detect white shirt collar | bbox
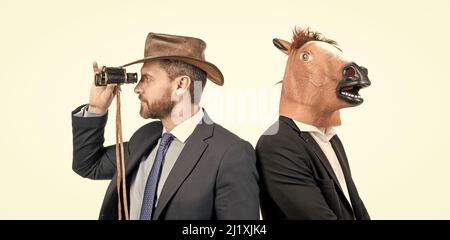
[292,119,336,142]
[162,108,204,143]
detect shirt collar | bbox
[162,108,204,143]
[292,119,336,142]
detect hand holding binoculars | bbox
[92,65,133,219]
[94,66,138,86]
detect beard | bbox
[139,89,175,119]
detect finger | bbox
[93,61,100,73]
[107,84,118,95]
[92,61,106,87]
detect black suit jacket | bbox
[71,105,260,220]
[255,116,370,220]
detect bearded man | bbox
[71,33,259,220]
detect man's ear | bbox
[175,75,191,95]
[273,38,291,55]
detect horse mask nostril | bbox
[342,63,370,82]
[344,66,356,78]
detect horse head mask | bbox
[274,27,371,128]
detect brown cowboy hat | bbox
[121,32,224,86]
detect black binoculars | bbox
[94,66,138,86]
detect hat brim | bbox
[121,56,224,86]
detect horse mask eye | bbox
[300,52,311,61]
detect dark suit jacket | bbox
[71,105,259,220]
[255,116,370,220]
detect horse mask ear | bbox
[273,38,291,55]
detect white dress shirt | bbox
[292,120,352,206]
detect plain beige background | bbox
[1,0,449,219]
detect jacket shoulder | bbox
[256,118,311,164]
[211,122,251,147]
[256,118,301,149]
[129,120,163,144]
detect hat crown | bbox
[122,32,224,86]
[144,33,206,60]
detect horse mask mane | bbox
[274,27,371,128]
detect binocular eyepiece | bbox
[95,66,138,86]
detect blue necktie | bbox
[140,133,174,220]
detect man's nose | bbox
[134,82,142,94]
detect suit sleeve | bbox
[71,104,129,180]
[256,137,338,220]
[214,140,260,220]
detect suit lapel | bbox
[330,135,363,219]
[280,116,353,211]
[280,116,355,218]
[125,124,163,178]
[104,121,163,218]
[152,113,214,219]
[299,132,345,195]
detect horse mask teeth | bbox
[336,62,371,105]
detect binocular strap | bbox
[114,87,130,220]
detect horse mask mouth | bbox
[337,62,371,105]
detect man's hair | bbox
[159,59,207,104]
[291,27,340,51]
